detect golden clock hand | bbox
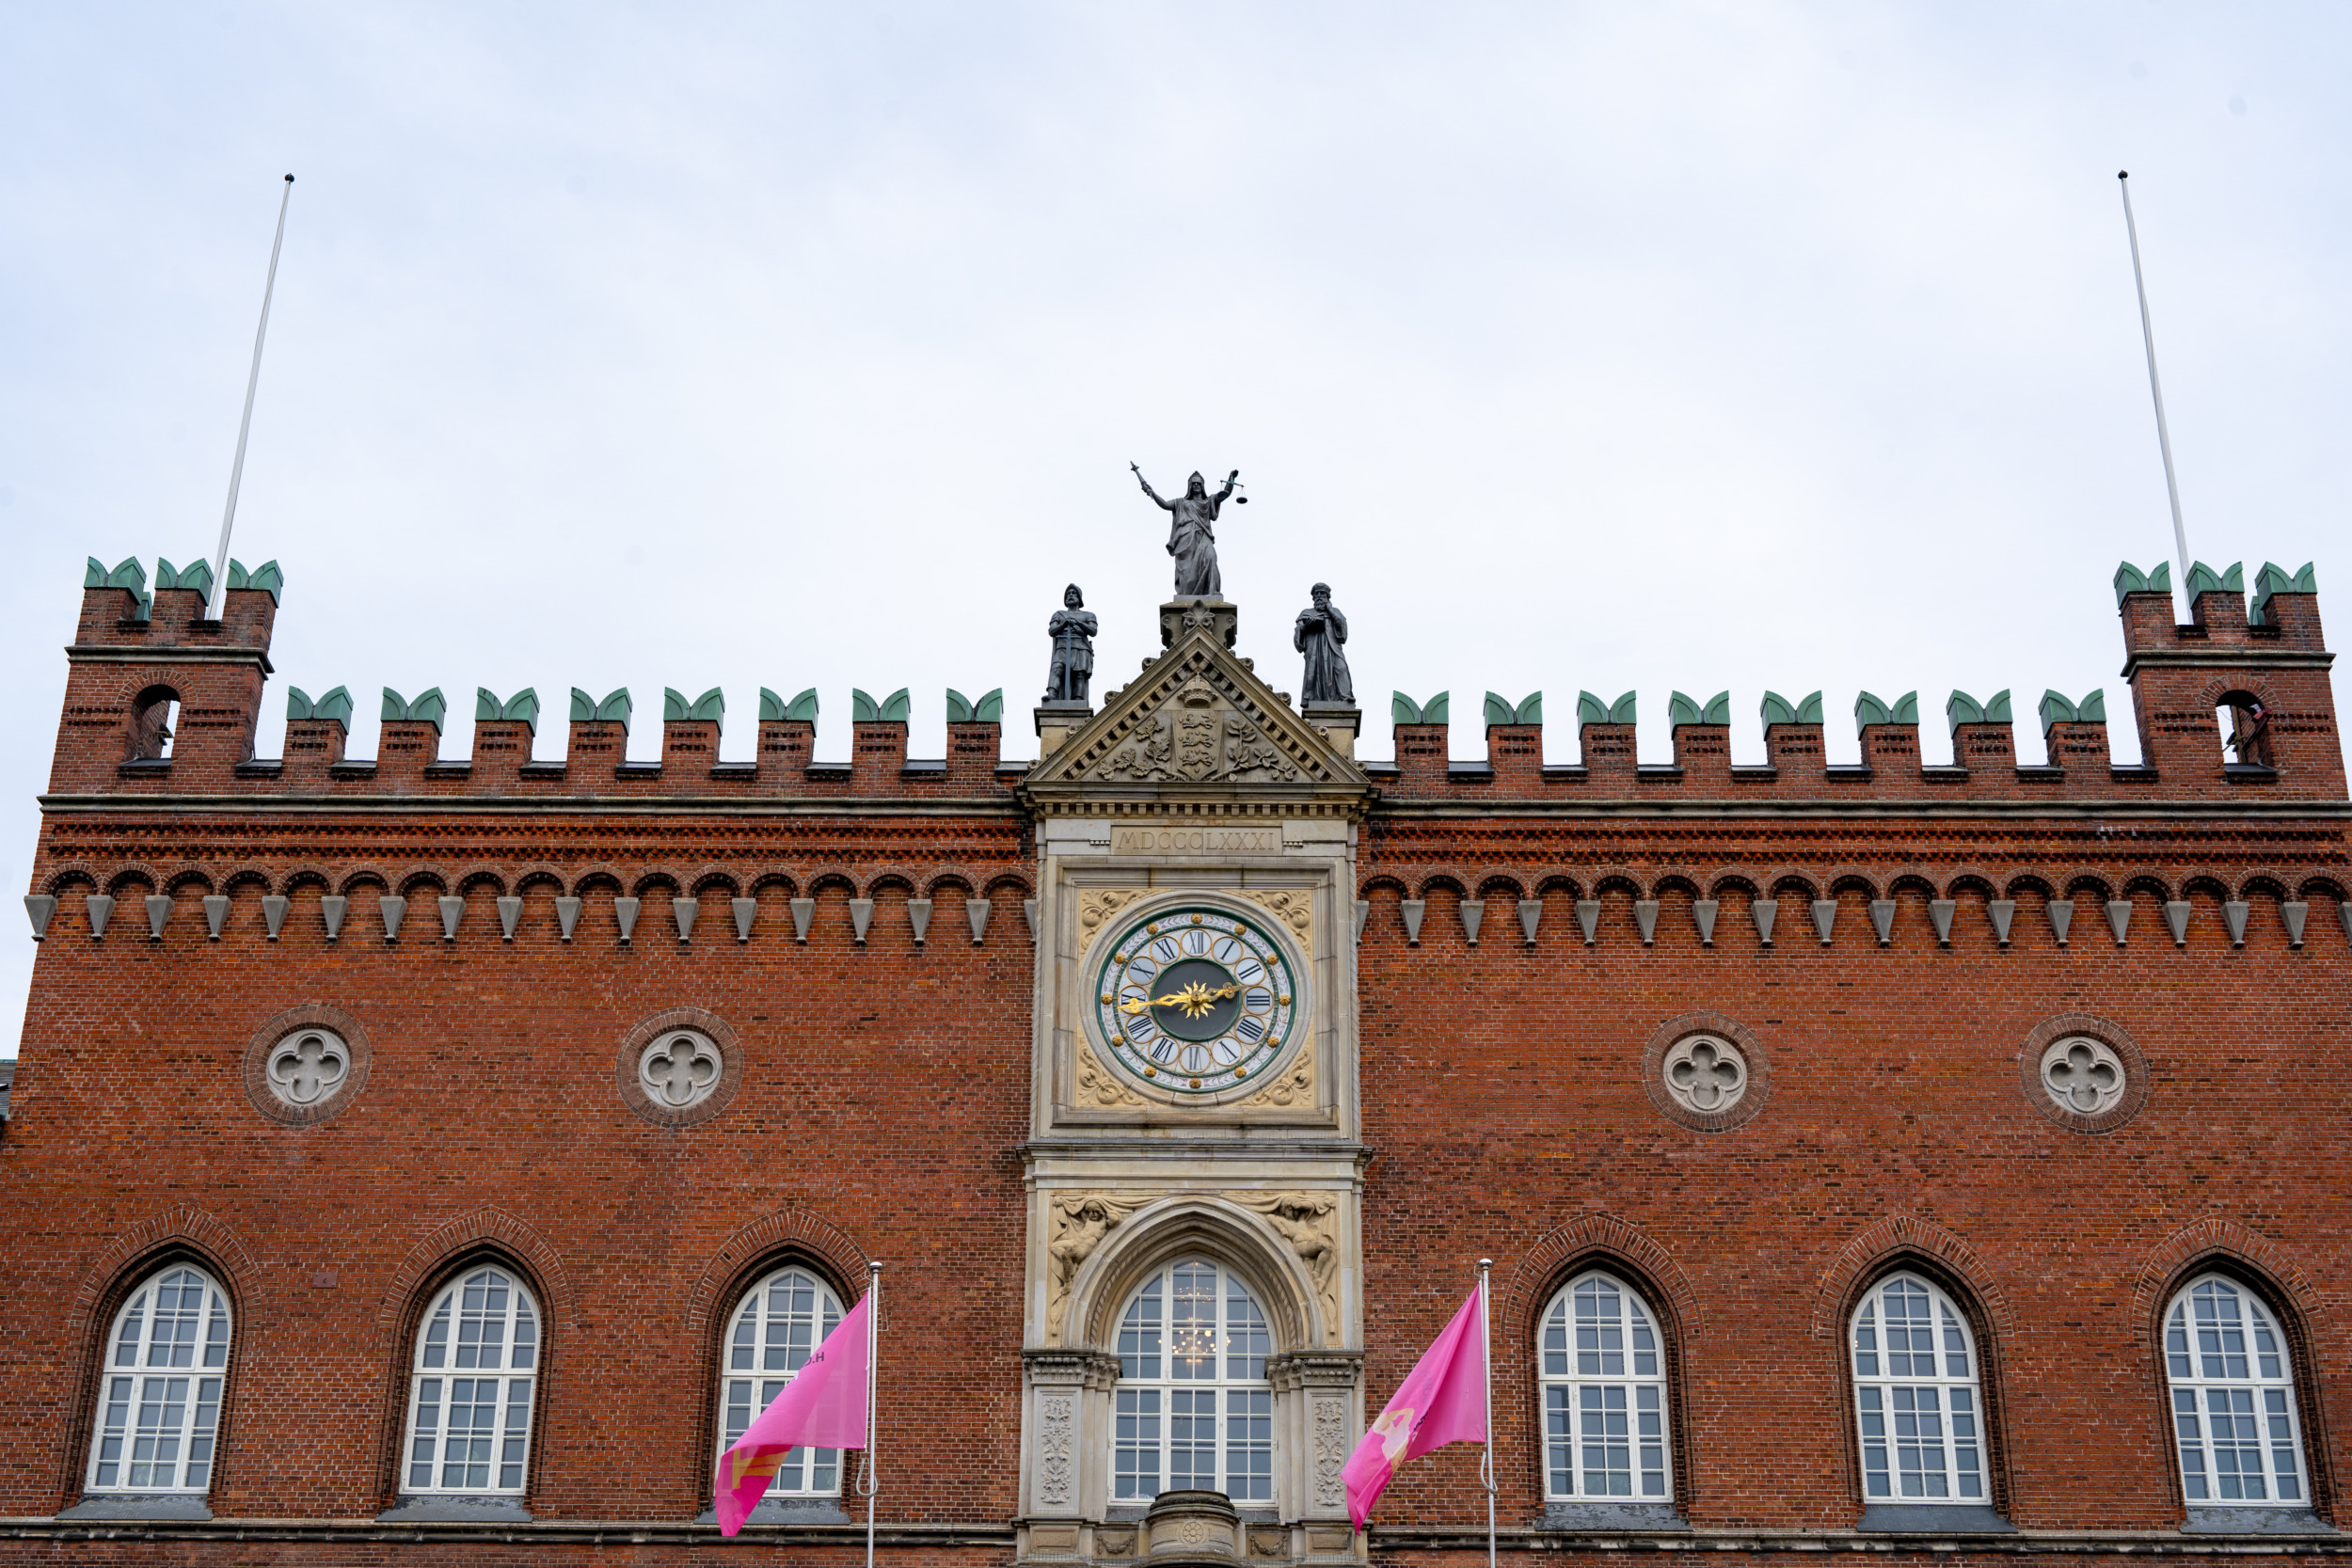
[1119,981,1242,1017]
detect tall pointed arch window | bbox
[401,1266,540,1495]
[2164,1275,2311,1506]
[717,1266,847,1497]
[1111,1259,1274,1504]
[1850,1273,1987,1505]
[86,1265,232,1494]
[1538,1271,1672,1500]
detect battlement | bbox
[37,554,2345,809]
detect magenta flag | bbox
[715,1290,872,1537]
[1341,1287,1487,1530]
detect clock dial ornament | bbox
[1091,906,1301,1094]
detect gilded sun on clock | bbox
[1089,905,1302,1094]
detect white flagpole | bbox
[205,173,294,622]
[863,1260,882,1568]
[1478,1258,1495,1568]
[2118,170,2192,586]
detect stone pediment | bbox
[1025,627,1370,799]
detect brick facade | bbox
[0,559,2345,1564]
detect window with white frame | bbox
[1539,1271,1671,1501]
[2164,1275,2310,1506]
[402,1266,540,1495]
[1111,1259,1274,1505]
[86,1265,231,1494]
[716,1266,846,1496]
[1850,1273,1988,1506]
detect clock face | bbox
[1091,905,1300,1094]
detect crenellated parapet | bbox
[1355,559,2340,805]
[36,553,2344,808]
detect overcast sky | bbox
[3,2,2345,1054]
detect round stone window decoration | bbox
[2018,1013,2148,1133]
[243,1003,372,1126]
[614,1006,743,1129]
[1641,1009,1770,1132]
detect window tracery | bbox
[86,1266,230,1495]
[402,1266,539,1495]
[1539,1271,1671,1501]
[717,1266,846,1497]
[2164,1275,2310,1506]
[1111,1259,1274,1505]
[1850,1273,1987,1505]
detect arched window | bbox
[717,1266,846,1496]
[402,1266,539,1496]
[86,1265,231,1494]
[1538,1271,1671,1500]
[1850,1273,1986,1505]
[2164,1275,2310,1505]
[1111,1259,1274,1505]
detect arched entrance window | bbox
[1850,1273,1987,1505]
[717,1266,847,1496]
[1111,1259,1274,1504]
[1539,1271,1671,1500]
[85,1265,232,1494]
[401,1266,540,1496]
[2164,1275,2311,1505]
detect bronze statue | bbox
[1044,584,1097,704]
[1295,582,1354,705]
[1132,463,1238,597]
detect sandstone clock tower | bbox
[1014,596,1373,1566]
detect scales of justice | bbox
[1040,462,1354,717]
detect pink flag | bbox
[1341,1287,1487,1530]
[715,1291,872,1537]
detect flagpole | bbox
[1478,1258,1495,1568]
[2118,170,2192,586]
[206,174,295,622]
[864,1260,882,1568]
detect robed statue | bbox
[1132,463,1238,597]
[1295,582,1354,705]
[1045,583,1097,704]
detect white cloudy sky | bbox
[2,3,2345,1053]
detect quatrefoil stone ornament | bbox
[265,1029,349,1107]
[2041,1036,2125,1117]
[639,1030,723,1109]
[1663,1034,1747,1115]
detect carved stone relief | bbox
[1077,887,1145,940]
[1076,1042,1148,1109]
[1235,888,1311,941]
[1241,1043,1315,1111]
[1239,1193,1342,1345]
[1311,1396,1349,1510]
[1046,1192,1152,1341]
[1036,1392,1076,1508]
[1088,672,1305,784]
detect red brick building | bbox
[1,554,2346,1564]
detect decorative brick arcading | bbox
[373,1208,575,1338]
[2129,1215,2323,1350]
[683,1206,872,1343]
[1500,1212,1701,1346]
[1810,1213,2016,1345]
[67,1205,261,1351]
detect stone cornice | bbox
[38,794,1025,820]
[1369,798,2352,822]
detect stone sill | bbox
[0,1514,1016,1547]
[1375,1522,2352,1555]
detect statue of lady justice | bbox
[1131,462,1240,597]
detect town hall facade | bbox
[0,544,2346,1565]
